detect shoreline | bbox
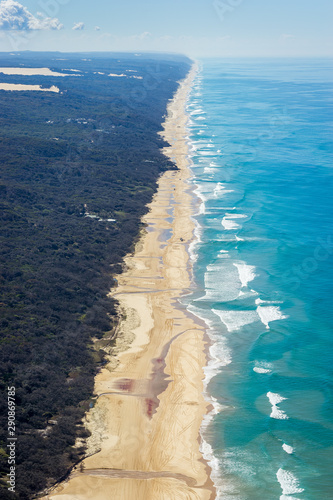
[46,63,215,500]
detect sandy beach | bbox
[45,64,215,500]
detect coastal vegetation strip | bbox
[0,52,190,499]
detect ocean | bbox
[183,58,333,499]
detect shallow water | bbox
[183,58,333,499]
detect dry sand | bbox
[0,67,76,76]
[45,64,215,500]
[0,83,59,92]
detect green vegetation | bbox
[0,52,191,498]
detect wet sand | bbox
[45,64,215,500]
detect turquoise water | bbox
[184,59,333,499]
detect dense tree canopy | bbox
[0,51,191,498]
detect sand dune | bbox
[0,67,76,76]
[0,83,59,92]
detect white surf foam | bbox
[254,367,272,374]
[188,217,203,262]
[222,213,246,230]
[193,186,206,214]
[202,263,241,302]
[225,213,247,219]
[203,330,232,385]
[204,166,216,174]
[198,334,226,496]
[213,185,235,200]
[192,139,211,147]
[190,108,205,115]
[235,236,271,242]
[218,250,230,259]
[186,305,228,499]
[208,337,231,371]
[255,298,283,305]
[277,468,304,499]
[187,71,243,499]
[282,443,294,454]
[198,150,217,156]
[257,306,288,329]
[233,263,257,288]
[212,309,259,332]
[194,182,233,205]
[199,416,224,499]
[222,219,241,230]
[267,392,289,420]
[253,361,273,374]
[214,183,229,197]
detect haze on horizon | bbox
[0,0,332,58]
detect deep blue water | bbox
[184,58,333,499]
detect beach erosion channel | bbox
[45,64,216,500]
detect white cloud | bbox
[159,35,173,41]
[0,0,63,30]
[217,35,231,41]
[94,26,101,31]
[280,33,295,40]
[72,22,85,31]
[137,31,151,40]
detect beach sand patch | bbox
[0,67,78,77]
[0,83,60,92]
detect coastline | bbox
[46,63,215,500]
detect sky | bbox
[0,0,332,57]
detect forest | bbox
[0,51,191,498]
